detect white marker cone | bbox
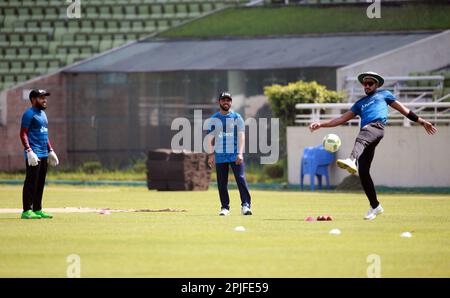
[329,228,341,235]
[400,232,412,238]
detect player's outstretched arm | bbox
[389,101,437,135]
[309,111,356,132]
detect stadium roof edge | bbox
[63,32,435,73]
[148,29,444,42]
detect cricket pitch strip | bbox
[0,207,187,214]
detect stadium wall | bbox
[287,125,450,188]
[0,73,68,171]
[336,30,450,90]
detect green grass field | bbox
[161,4,450,38]
[0,185,449,277]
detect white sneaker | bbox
[219,208,230,216]
[241,205,252,216]
[364,205,384,220]
[336,158,358,174]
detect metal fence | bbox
[345,76,445,104]
[295,96,450,126]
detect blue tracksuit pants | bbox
[215,162,251,210]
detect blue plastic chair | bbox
[300,145,335,191]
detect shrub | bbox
[264,163,284,179]
[264,80,345,157]
[264,80,345,127]
[80,161,103,174]
[132,160,147,173]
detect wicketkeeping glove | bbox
[48,150,59,166]
[26,149,40,167]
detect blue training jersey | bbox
[207,111,245,164]
[21,107,49,159]
[351,89,396,128]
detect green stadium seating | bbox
[188,3,201,17]
[10,61,22,73]
[137,5,150,17]
[113,39,127,48]
[93,20,106,33]
[9,33,21,46]
[90,0,104,5]
[125,6,137,17]
[106,20,119,33]
[151,5,164,18]
[18,47,30,58]
[0,0,248,90]
[75,34,88,46]
[39,20,52,32]
[172,19,184,27]
[17,7,30,18]
[10,20,25,32]
[48,0,63,6]
[202,3,214,14]
[67,20,80,33]
[3,8,15,17]
[4,75,16,85]
[144,20,157,32]
[164,4,176,18]
[176,4,188,18]
[0,61,9,70]
[30,8,45,20]
[131,21,145,32]
[86,7,98,18]
[157,20,170,31]
[120,21,131,33]
[36,60,47,74]
[30,47,43,58]
[99,6,111,18]
[80,20,92,33]
[23,33,35,45]
[23,61,35,73]
[60,33,74,46]
[0,33,7,43]
[99,39,113,52]
[111,6,123,19]
[45,7,58,18]
[4,48,17,59]
[25,20,38,31]
[48,60,60,69]
[214,2,227,10]
[16,74,28,82]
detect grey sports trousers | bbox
[350,121,385,209]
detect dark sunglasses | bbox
[220,98,232,102]
[363,81,376,87]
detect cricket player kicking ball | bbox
[309,72,437,220]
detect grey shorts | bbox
[358,121,385,145]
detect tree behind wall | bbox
[264,80,345,158]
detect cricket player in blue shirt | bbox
[19,89,59,219]
[207,92,252,216]
[309,72,437,220]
